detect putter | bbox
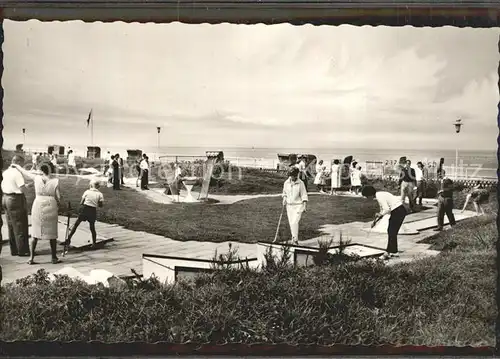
[62,202,72,257]
[272,204,285,243]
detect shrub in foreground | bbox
[0,249,494,346]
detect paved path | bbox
[0,206,477,284]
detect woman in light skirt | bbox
[14,162,62,264]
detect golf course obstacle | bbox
[159,151,224,203]
[256,241,386,268]
[142,253,258,284]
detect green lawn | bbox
[22,177,379,243]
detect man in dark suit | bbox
[399,160,417,212]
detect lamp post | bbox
[454,119,463,179]
[156,127,161,160]
[22,128,26,147]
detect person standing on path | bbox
[140,154,150,190]
[435,178,456,231]
[297,156,309,192]
[362,185,407,260]
[282,167,308,245]
[314,160,326,193]
[399,160,417,212]
[103,151,112,175]
[65,180,104,249]
[1,155,31,257]
[13,162,62,264]
[31,152,39,171]
[112,154,121,190]
[67,150,77,174]
[117,154,125,185]
[329,159,341,195]
[415,162,428,206]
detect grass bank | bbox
[0,212,495,345]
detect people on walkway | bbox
[13,162,62,264]
[31,152,40,170]
[49,151,58,169]
[65,180,104,249]
[415,161,428,206]
[350,162,362,195]
[282,167,308,245]
[1,156,31,257]
[435,178,456,231]
[399,160,417,212]
[314,160,326,193]
[117,154,125,185]
[140,154,150,190]
[112,154,121,190]
[329,159,341,195]
[362,185,407,260]
[103,151,112,175]
[67,150,77,174]
[462,184,489,215]
[297,156,309,192]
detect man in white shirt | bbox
[361,185,407,259]
[297,156,309,192]
[139,154,150,190]
[67,150,77,174]
[282,167,308,244]
[103,151,111,175]
[1,155,31,256]
[31,152,39,170]
[415,162,428,206]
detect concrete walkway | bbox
[0,206,477,284]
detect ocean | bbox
[22,145,498,179]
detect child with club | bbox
[64,179,104,249]
[361,185,407,260]
[282,167,308,245]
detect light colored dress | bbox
[330,164,341,189]
[31,176,59,240]
[351,168,362,187]
[314,164,324,185]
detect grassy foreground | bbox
[0,213,495,345]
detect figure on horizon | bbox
[282,167,308,245]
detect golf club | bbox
[273,203,285,243]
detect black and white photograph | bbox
[0,20,497,347]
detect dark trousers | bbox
[416,180,426,205]
[437,196,456,229]
[387,205,407,254]
[141,169,149,189]
[2,194,30,255]
[113,169,121,190]
[121,167,124,184]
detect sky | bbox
[2,21,499,152]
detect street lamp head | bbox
[22,128,26,134]
[157,126,161,133]
[454,119,462,133]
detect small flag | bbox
[86,109,93,127]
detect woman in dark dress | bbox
[112,154,120,190]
